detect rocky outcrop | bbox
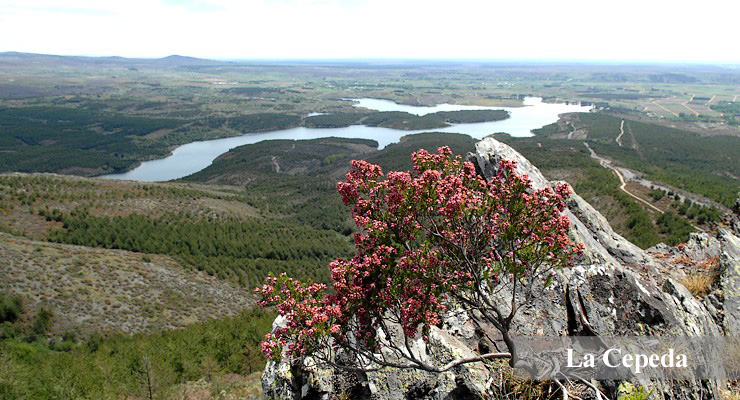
[262,137,739,399]
[719,228,740,336]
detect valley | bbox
[0,53,738,399]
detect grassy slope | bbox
[0,307,273,399]
[0,232,252,335]
[0,173,353,288]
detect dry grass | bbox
[0,174,263,336]
[680,257,721,299]
[681,274,716,299]
[719,387,740,400]
[485,360,576,399]
[0,232,253,335]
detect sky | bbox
[0,0,738,62]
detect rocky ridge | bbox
[261,137,739,399]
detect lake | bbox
[102,97,591,182]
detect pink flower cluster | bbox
[255,274,339,360]
[257,147,583,360]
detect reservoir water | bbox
[102,97,591,182]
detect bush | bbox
[257,147,582,372]
[0,294,22,324]
[30,308,53,338]
[650,189,664,201]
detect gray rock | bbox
[719,228,740,335]
[683,232,722,260]
[564,190,657,268]
[647,243,671,254]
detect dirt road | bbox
[681,96,700,116]
[583,142,663,213]
[615,120,625,147]
[652,101,679,117]
[583,142,705,231]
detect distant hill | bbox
[155,54,218,65]
[0,51,224,68]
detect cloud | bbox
[0,0,737,62]
[162,0,223,12]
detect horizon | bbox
[3,51,740,67]
[1,0,738,63]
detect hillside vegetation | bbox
[0,232,252,334]
[498,112,737,248]
[495,136,697,248]
[0,303,273,399]
[543,113,739,208]
[0,174,353,287]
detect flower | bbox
[256,147,580,361]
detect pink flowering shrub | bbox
[257,147,582,370]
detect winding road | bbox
[583,142,663,214]
[584,141,705,232]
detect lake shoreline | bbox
[101,97,591,182]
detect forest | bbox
[581,114,738,208]
[1,290,274,399]
[0,106,183,174]
[43,209,352,286]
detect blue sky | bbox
[0,0,738,62]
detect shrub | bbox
[257,147,582,373]
[0,294,22,324]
